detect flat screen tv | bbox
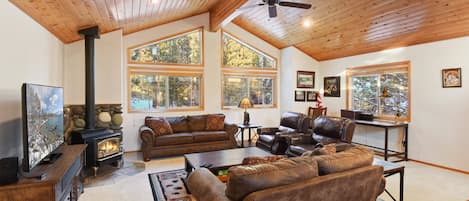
[22,83,64,172]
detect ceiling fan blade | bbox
[278,1,312,9]
[268,5,277,18]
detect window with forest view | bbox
[221,31,277,109]
[129,72,202,112]
[223,32,275,68]
[129,28,202,65]
[347,61,410,121]
[223,76,274,107]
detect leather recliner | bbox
[256,112,311,154]
[287,116,356,156]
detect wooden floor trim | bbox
[409,159,469,175]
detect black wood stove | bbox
[70,26,123,176]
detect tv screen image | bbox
[22,83,64,171]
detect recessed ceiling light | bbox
[302,20,313,28]
[151,0,159,4]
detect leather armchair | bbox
[256,112,311,154]
[286,116,356,156]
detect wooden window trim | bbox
[127,67,204,113]
[127,27,205,66]
[221,30,278,70]
[345,61,411,122]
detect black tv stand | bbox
[40,152,62,164]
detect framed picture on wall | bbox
[295,90,306,101]
[324,76,341,97]
[306,91,318,102]
[442,68,462,88]
[297,71,315,88]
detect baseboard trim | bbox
[409,159,469,175]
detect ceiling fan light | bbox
[302,19,313,28]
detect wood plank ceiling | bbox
[9,0,220,43]
[234,0,469,60]
[9,0,469,60]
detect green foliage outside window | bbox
[223,76,274,107]
[223,33,275,68]
[130,29,202,65]
[130,73,201,111]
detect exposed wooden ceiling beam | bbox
[209,0,248,32]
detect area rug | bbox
[148,169,195,201]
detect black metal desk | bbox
[354,120,409,162]
[237,124,261,147]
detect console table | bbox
[354,120,408,162]
[0,144,87,201]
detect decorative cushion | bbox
[242,155,288,165]
[301,143,337,157]
[148,117,173,136]
[225,157,318,201]
[206,114,225,131]
[313,145,374,175]
[166,116,189,133]
[187,115,207,132]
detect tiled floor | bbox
[79,152,469,201]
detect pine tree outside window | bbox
[127,27,205,113]
[346,61,411,122]
[128,28,203,65]
[221,31,277,109]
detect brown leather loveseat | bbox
[187,146,385,201]
[287,116,356,156]
[140,114,238,161]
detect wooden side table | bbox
[237,124,261,147]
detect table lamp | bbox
[238,97,253,125]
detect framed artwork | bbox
[297,71,315,88]
[295,90,306,101]
[324,76,341,97]
[306,91,318,102]
[442,68,462,88]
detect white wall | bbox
[63,30,123,105]
[319,38,469,171]
[280,47,320,114]
[0,1,64,158]
[123,13,281,151]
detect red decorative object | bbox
[316,93,323,108]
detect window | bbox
[346,61,411,121]
[223,75,275,107]
[221,31,277,109]
[128,28,203,65]
[129,70,203,112]
[222,32,275,69]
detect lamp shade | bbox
[238,97,253,109]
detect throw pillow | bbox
[148,117,173,136]
[206,114,225,131]
[187,115,207,131]
[226,157,318,201]
[301,143,337,157]
[242,155,288,165]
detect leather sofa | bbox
[140,114,238,161]
[287,116,356,156]
[256,112,311,154]
[187,146,385,201]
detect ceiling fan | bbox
[239,0,312,18]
